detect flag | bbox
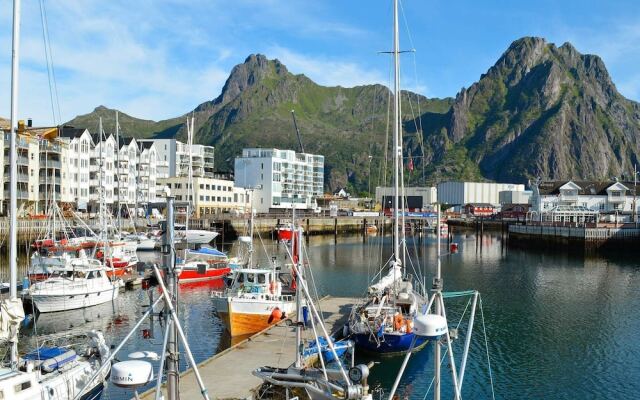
[408,155,414,172]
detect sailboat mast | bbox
[434,203,442,400]
[186,115,194,231]
[116,111,121,231]
[392,0,401,263]
[98,118,107,270]
[8,0,21,367]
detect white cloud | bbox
[0,0,377,125]
[267,46,388,88]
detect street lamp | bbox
[368,155,373,209]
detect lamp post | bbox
[368,155,373,209]
[633,164,638,227]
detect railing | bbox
[509,224,640,241]
[40,159,62,169]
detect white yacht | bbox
[28,261,122,313]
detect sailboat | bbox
[252,225,374,399]
[0,2,111,397]
[347,0,429,355]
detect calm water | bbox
[6,232,640,399]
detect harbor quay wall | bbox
[508,224,640,251]
[0,216,392,246]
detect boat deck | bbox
[141,296,358,400]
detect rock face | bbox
[66,37,640,191]
[420,37,640,183]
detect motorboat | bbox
[174,224,218,244]
[28,261,122,313]
[176,247,231,283]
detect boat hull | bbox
[352,331,429,355]
[31,287,120,313]
[178,267,231,283]
[213,296,296,337]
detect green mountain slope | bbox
[66,37,640,192]
[66,106,183,138]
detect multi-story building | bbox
[234,148,324,213]
[139,138,214,179]
[530,180,640,222]
[159,176,250,217]
[88,133,117,210]
[59,127,92,210]
[138,141,159,205]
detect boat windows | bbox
[87,271,95,279]
[257,274,266,284]
[247,273,255,283]
[237,274,245,283]
[14,380,31,392]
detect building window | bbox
[200,184,204,189]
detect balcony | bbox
[40,159,61,169]
[4,154,29,166]
[39,175,61,185]
[3,189,28,199]
[4,172,29,182]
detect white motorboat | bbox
[28,261,122,313]
[124,232,158,251]
[174,224,219,244]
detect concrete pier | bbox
[141,296,358,400]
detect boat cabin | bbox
[231,269,294,295]
[0,368,40,399]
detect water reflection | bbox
[5,231,640,399]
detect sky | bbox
[1,0,640,125]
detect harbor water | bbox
[4,231,640,399]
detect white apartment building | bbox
[0,122,161,216]
[138,138,214,179]
[60,127,92,210]
[159,176,250,217]
[234,148,324,213]
[138,142,159,205]
[531,180,640,220]
[437,181,525,207]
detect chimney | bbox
[27,118,32,127]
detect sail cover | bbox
[0,298,25,343]
[368,263,403,295]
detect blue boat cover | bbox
[23,347,77,372]
[191,248,226,257]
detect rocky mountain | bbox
[66,37,640,192]
[415,37,640,184]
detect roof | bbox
[138,141,154,150]
[538,180,636,196]
[465,203,495,208]
[59,126,87,139]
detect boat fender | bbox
[302,306,309,326]
[268,307,283,323]
[394,314,404,331]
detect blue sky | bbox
[2,0,640,125]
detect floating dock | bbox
[141,296,358,400]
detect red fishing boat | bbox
[177,247,231,283]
